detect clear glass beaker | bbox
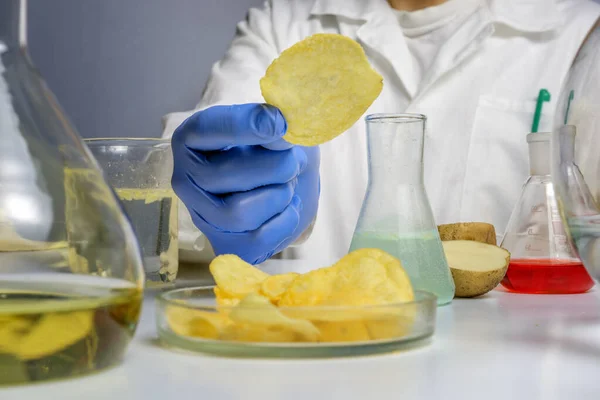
[0,0,144,385]
[552,22,600,284]
[349,114,455,305]
[85,138,179,283]
[500,131,594,294]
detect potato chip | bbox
[220,323,299,343]
[15,311,93,360]
[277,265,338,307]
[259,272,299,304]
[260,33,383,146]
[228,293,319,342]
[325,259,394,305]
[364,308,416,341]
[209,254,270,298]
[314,320,371,343]
[214,287,240,308]
[280,248,413,309]
[338,248,414,302]
[166,306,230,339]
[0,316,35,355]
[206,249,416,344]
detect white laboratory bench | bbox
[2,260,600,400]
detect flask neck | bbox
[528,142,550,176]
[366,114,425,185]
[0,0,27,50]
[559,125,576,164]
[527,132,551,176]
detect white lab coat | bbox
[162,0,600,267]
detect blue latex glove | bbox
[171,104,320,265]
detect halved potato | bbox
[442,240,510,298]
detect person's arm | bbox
[162,1,315,263]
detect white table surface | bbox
[2,260,600,400]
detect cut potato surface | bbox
[260,33,383,146]
[442,240,510,298]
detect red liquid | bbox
[501,258,595,294]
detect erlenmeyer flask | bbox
[500,131,594,294]
[552,22,600,283]
[552,126,600,284]
[349,114,455,305]
[0,0,144,384]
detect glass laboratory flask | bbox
[500,131,594,294]
[551,22,600,284]
[349,114,455,305]
[0,0,145,385]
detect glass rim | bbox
[84,137,171,146]
[365,113,426,123]
[526,132,551,143]
[156,286,437,312]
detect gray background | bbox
[28,0,264,138]
[27,0,600,139]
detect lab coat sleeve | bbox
[161,1,309,263]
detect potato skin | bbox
[450,265,508,298]
[439,224,509,298]
[438,222,497,245]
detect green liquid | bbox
[349,231,455,305]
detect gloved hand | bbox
[171,104,320,265]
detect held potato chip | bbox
[209,254,270,298]
[228,293,320,342]
[259,273,299,304]
[260,33,383,146]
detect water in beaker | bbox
[349,114,455,305]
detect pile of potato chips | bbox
[166,248,417,344]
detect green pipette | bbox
[531,88,551,133]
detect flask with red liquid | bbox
[500,131,594,294]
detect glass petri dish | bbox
[155,287,436,358]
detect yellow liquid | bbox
[0,277,141,385]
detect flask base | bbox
[500,258,595,294]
